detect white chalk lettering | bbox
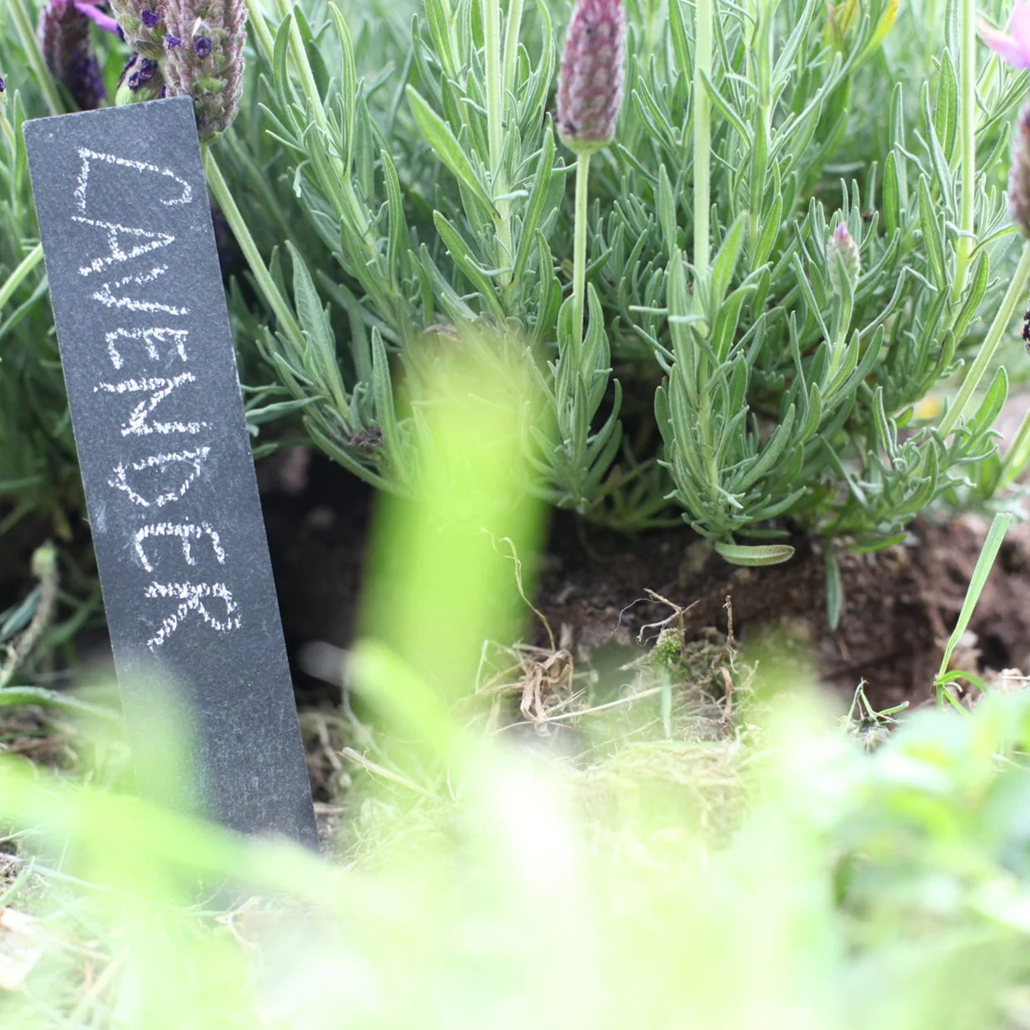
[74,216,176,277]
[134,521,227,573]
[92,266,190,317]
[109,447,212,508]
[75,148,192,213]
[105,327,189,370]
[94,373,208,436]
[145,581,241,650]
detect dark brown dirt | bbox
[531,513,1030,711]
[260,454,1030,712]
[5,451,1030,715]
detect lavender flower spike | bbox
[980,2,1030,67]
[163,0,246,143]
[109,0,168,58]
[1010,103,1030,237]
[38,0,107,111]
[980,5,1030,235]
[556,0,626,155]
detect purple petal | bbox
[73,1,120,36]
[980,19,1030,67]
[1011,1,1030,52]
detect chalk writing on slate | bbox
[24,97,318,846]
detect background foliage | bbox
[4,0,1030,571]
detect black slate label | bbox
[24,97,317,846]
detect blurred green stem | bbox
[952,0,976,303]
[1,104,16,154]
[938,241,1030,437]
[0,243,44,315]
[693,0,713,277]
[202,148,306,356]
[999,403,1030,488]
[9,0,63,116]
[572,151,591,356]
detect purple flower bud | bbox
[165,33,181,47]
[556,0,626,155]
[109,0,167,58]
[134,56,158,84]
[117,52,137,86]
[0,77,6,93]
[163,0,246,142]
[827,222,861,295]
[38,0,107,111]
[1009,102,1030,237]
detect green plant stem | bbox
[998,403,1030,488]
[501,0,526,103]
[572,151,591,357]
[484,0,504,177]
[693,0,713,277]
[202,148,306,357]
[244,0,276,66]
[952,0,976,303]
[483,0,515,296]
[9,0,63,117]
[0,106,16,155]
[938,241,1030,438]
[0,243,44,314]
[273,0,373,248]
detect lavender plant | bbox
[0,24,84,538]
[5,0,1030,572]
[37,0,108,110]
[209,0,1028,566]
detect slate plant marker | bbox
[24,97,318,847]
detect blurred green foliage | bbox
[2,340,1030,1026]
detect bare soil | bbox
[261,455,1030,713]
[4,452,1030,714]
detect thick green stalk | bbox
[952,0,976,303]
[938,242,1030,437]
[571,151,591,356]
[693,0,713,277]
[8,0,63,117]
[0,243,44,315]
